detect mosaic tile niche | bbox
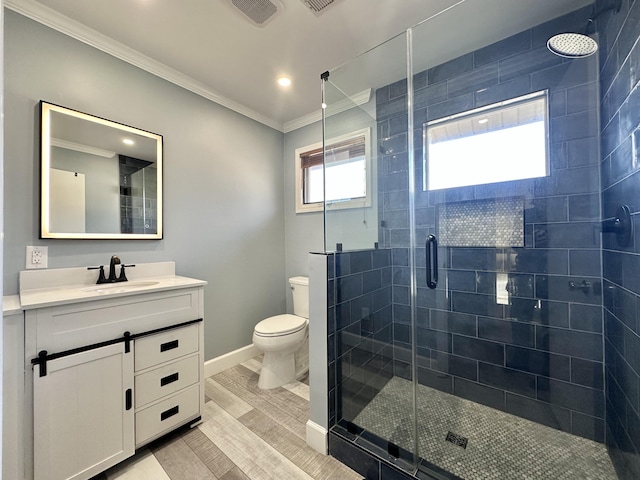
[438,197,524,247]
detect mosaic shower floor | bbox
[353,376,617,480]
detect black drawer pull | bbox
[125,389,132,411]
[161,372,179,387]
[160,340,179,352]
[161,405,179,421]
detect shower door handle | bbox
[426,234,438,289]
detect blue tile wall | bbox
[329,250,394,425]
[597,0,640,478]
[375,4,605,445]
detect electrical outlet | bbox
[26,246,48,269]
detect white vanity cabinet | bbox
[18,263,206,480]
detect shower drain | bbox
[445,431,468,449]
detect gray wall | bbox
[4,11,286,360]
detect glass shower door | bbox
[408,3,612,478]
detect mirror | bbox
[40,101,163,239]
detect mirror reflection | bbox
[40,101,163,239]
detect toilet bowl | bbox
[253,276,309,389]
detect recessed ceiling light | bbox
[123,138,135,145]
[478,118,489,124]
[277,76,292,87]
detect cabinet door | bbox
[33,343,134,480]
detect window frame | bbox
[423,90,550,191]
[295,128,371,214]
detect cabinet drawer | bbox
[135,324,199,371]
[135,384,200,447]
[135,354,200,408]
[32,288,202,353]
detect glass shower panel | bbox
[324,30,420,471]
[321,77,378,253]
[407,2,613,478]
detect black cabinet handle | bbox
[161,405,179,421]
[160,372,179,387]
[125,389,132,411]
[426,234,438,289]
[160,340,179,352]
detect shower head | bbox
[547,0,622,58]
[547,32,598,58]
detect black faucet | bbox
[108,255,121,282]
[88,256,135,284]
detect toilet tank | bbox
[289,276,309,319]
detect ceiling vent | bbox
[302,0,338,15]
[227,0,284,27]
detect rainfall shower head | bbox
[547,32,599,58]
[547,0,622,58]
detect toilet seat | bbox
[254,314,306,337]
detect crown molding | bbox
[5,0,285,132]
[283,88,372,133]
[283,110,322,133]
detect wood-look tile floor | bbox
[92,357,362,480]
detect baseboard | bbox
[204,344,260,378]
[306,420,328,454]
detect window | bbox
[295,128,371,213]
[424,91,549,191]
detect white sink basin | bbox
[81,281,160,294]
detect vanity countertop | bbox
[19,262,206,310]
[3,295,22,315]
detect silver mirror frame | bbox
[40,101,163,239]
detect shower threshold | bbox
[352,376,616,480]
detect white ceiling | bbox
[6,0,592,132]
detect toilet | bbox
[253,276,309,390]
